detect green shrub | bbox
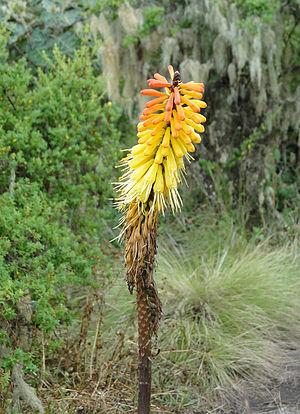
[1,0,83,67]
[0,24,124,379]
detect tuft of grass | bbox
[154,220,300,409]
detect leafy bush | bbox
[0,24,124,381]
[0,0,84,67]
[230,0,281,32]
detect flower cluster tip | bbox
[115,65,207,215]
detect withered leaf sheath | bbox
[125,202,161,354]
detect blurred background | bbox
[0,1,299,413]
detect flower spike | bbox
[115,66,207,214]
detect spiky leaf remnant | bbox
[115,65,207,214]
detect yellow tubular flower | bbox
[154,145,164,164]
[115,65,207,213]
[171,136,185,158]
[162,127,171,148]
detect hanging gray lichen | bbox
[92,0,299,220]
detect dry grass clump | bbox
[154,220,300,410]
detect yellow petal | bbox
[170,117,179,138]
[178,131,192,145]
[171,136,184,158]
[175,155,185,170]
[183,107,204,124]
[186,142,195,152]
[181,90,203,100]
[163,160,177,189]
[166,144,177,173]
[182,122,193,135]
[146,129,164,146]
[132,143,147,155]
[138,132,152,144]
[152,112,166,125]
[129,153,154,169]
[162,127,171,148]
[154,145,164,164]
[185,118,205,133]
[151,121,167,136]
[143,144,158,156]
[189,99,207,109]
[154,164,164,193]
[131,159,154,181]
[190,131,202,144]
[168,65,174,80]
[161,146,169,157]
[137,130,152,138]
[144,162,159,184]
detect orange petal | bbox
[176,104,185,121]
[174,87,181,105]
[143,103,165,116]
[181,82,204,93]
[181,95,200,112]
[168,65,174,80]
[154,73,168,83]
[141,89,167,97]
[172,109,182,130]
[145,95,167,108]
[140,114,153,121]
[166,92,174,112]
[151,121,166,136]
[143,115,158,127]
[147,79,171,88]
[164,111,172,122]
[152,112,166,125]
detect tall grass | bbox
[153,217,300,409]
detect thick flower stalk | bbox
[114,66,206,414]
[116,65,207,214]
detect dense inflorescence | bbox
[115,65,207,214]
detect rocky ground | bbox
[228,349,300,414]
[252,349,300,414]
[191,349,300,414]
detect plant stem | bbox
[138,353,152,413]
[124,205,161,413]
[137,280,152,413]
